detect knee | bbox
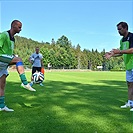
[16,57,22,62]
[10,57,23,65]
[16,61,24,67]
[15,57,24,67]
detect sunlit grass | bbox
[0,70,133,133]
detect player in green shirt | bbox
[0,20,36,112]
[105,22,133,111]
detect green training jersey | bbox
[120,32,133,70]
[0,31,14,56]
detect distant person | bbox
[48,62,52,70]
[29,47,44,86]
[105,22,133,111]
[0,20,36,112]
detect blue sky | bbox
[0,0,133,52]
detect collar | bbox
[7,30,15,42]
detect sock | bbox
[30,81,34,85]
[0,96,5,108]
[20,73,28,85]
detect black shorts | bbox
[32,67,41,74]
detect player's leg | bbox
[37,67,44,86]
[9,56,36,91]
[29,67,37,86]
[0,72,14,111]
[127,82,133,100]
[0,55,36,91]
[121,70,133,110]
[9,57,28,84]
[30,67,43,86]
[0,75,6,108]
[127,70,133,110]
[127,82,133,111]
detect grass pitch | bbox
[0,71,133,133]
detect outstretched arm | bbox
[104,49,122,59]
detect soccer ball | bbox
[32,71,44,83]
[30,57,34,61]
[30,58,34,63]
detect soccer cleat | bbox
[21,83,36,91]
[40,83,44,86]
[0,106,14,112]
[120,103,131,108]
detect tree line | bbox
[14,35,125,71]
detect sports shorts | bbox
[0,54,14,78]
[126,69,133,82]
[32,66,41,74]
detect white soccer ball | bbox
[32,72,44,83]
[30,58,34,62]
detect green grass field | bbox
[0,71,133,133]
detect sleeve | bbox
[30,53,34,58]
[0,33,5,47]
[120,39,122,50]
[40,53,43,59]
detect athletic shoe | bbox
[40,83,44,86]
[120,103,131,108]
[130,108,133,111]
[0,106,14,112]
[21,83,36,91]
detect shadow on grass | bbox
[0,79,133,133]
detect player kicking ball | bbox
[0,20,36,112]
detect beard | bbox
[119,32,123,36]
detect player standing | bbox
[29,47,44,86]
[105,22,133,111]
[0,20,36,112]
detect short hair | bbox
[11,20,21,27]
[36,47,39,49]
[117,22,128,30]
[35,47,40,50]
